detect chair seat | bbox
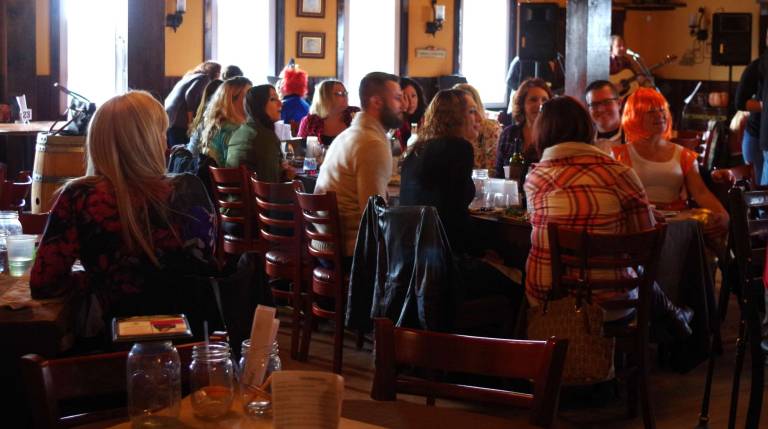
[313,266,335,283]
[266,249,295,266]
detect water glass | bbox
[240,340,281,418]
[6,234,36,277]
[303,157,318,175]
[127,341,181,428]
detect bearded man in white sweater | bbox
[315,72,403,259]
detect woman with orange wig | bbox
[613,88,728,236]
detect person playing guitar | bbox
[609,35,677,99]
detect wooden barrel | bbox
[32,133,86,213]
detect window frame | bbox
[456,0,516,110]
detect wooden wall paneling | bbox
[127,0,165,100]
[48,0,65,119]
[204,0,214,61]
[0,0,6,105]
[275,0,285,76]
[5,0,36,118]
[452,0,462,74]
[399,0,409,76]
[336,0,346,81]
[564,0,611,99]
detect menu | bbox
[271,371,344,429]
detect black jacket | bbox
[346,197,460,333]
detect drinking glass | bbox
[6,234,36,277]
[303,157,318,175]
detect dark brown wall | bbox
[128,0,165,100]
[4,0,36,116]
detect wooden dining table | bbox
[0,121,57,176]
[105,396,524,429]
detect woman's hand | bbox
[702,211,729,237]
[710,169,736,185]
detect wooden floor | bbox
[273,292,767,429]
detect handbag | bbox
[527,294,615,385]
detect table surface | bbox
[105,396,522,429]
[0,276,72,368]
[0,122,56,135]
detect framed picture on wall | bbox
[297,0,325,18]
[297,32,325,59]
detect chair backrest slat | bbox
[250,178,303,248]
[209,165,256,245]
[372,318,568,428]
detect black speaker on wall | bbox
[711,13,752,66]
[518,3,558,62]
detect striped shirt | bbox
[524,142,655,315]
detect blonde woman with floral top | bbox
[454,83,501,174]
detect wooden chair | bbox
[547,223,667,429]
[295,190,347,373]
[208,165,263,261]
[725,186,766,429]
[371,318,568,428]
[19,212,49,234]
[251,178,306,360]
[0,171,32,213]
[21,342,201,429]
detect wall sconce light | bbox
[166,0,187,32]
[688,7,708,41]
[426,1,446,36]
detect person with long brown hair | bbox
[524,95,692,335]
[400,88,523,323]
[199,76,252,166]
[30,91,217,340]
[494,78,552,178]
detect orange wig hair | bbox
[281,66,308,97]
[621,88,673,142]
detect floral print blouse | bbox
[470,118,502,174]
[297,106,361,145]
[30,174,216,318]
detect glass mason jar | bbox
[0,211,23,274]
[189,343,235,419]
[127,341,181,428]
[239,340,281,417]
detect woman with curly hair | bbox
[297,79,360,146]
[400,88,523,321]
[612,88,728,236]
[454,83,502,172]
[199,76,252,166]
[493,78,552,178]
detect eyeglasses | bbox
[587,98,618,109]
[334,91,349,97]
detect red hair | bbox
[281,66,308,97]
[621,88,673,142]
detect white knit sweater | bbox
[314,112,393,256]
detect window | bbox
[63,0,128,106]
[460,0,510,106]
[213,0,275,83]
[344,0,398,107]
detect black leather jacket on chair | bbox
[346,196,461,333]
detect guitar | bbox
[610,54,677,98]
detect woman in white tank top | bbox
[612,88,728,237]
